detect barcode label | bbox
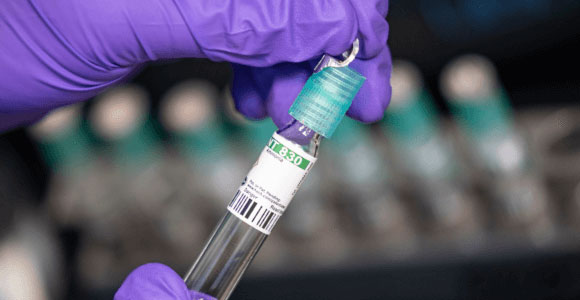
[228,190,280,234]
[226,133,316,234]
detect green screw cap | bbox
[289,66,365,138]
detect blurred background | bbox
[1,0,580,299]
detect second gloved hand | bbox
[0,0,390,130]
[115,263,215,300]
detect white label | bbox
[227,132,317,234]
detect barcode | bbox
[228,190,280,233]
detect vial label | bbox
[227,132,317,234]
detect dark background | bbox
[1,0,580,299]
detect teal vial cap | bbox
[289,66,365,138]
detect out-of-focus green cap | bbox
[37,121,91,171]
[174,121,227,160]
[383,90,438,145]
[88,84,159,169]
[440,54,513,137]
[29,105,91,172]
[289,66,365,138]
[111,117,160,168]
[449,89,512,136]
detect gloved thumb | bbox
[114,263,215,300]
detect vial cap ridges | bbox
[289,66,365,138]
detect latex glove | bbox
[0,0,390,131]
[115,263,216,300]
[229,1,391,128]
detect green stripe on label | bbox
[267,138,310,170]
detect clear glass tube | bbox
[184,39,360,300]
[184,121,321,300]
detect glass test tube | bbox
[184,41,363,299]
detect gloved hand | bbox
[115,263,216,300]
[1,0,390,131]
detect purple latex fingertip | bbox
[278,119,316,145]
[114,263,216,300]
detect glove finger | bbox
[114,263,213,300]
[350,0,390,59]
[46,0,357,66]
[183,0,359,66]
[231,62,314,129]
[234,46,391,127]
[347,45,392,123]
[33,0,386,68]
[264,62,315,128]
[231,64,268,120]
[261,47,392,125]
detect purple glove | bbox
[115,263,215,300]
[1,0,390,131]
